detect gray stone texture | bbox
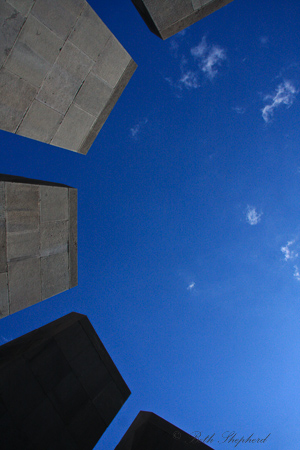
[115,411,215,450]
[0,312,131,450]
[0,0,137,154]
[131,0,234,39]
[0,175,77,318]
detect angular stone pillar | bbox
[0,0,137,154]
[115,411,214,449]
[0,312,131,449]
[131,0,234,40]
[0,174,77,318]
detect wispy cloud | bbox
[130,118,148,139]
[294,265,300,281]
[246,206,262,225]
[187,282,196,291]
[281,240,298,261]
[232,106,246,115]
[166,36,226,91]
[179,70,200,89]
[262,80,298,122]
[191,37,227,80]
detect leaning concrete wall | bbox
[0,0,137,154]
[0,312,131,449]
[131,0,234,39]
[0,175,77,318]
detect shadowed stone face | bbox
[115,411,215,449]
[0,313,131,449]
[131,0,234,39]
[0,0,137,154]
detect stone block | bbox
[0,67,37,132]
[40,220,68,257]
[31,0,85,41]
[51,104,96,151]
[55,321,92,362]
[0,3,25,68]
[69,344,111,399]
[40,185,68,222]
[0,273,9,318]
[0,181,5,220]
[0,313,130,449]
[6,182,39,232]
[17,99,63,143]
[0,411,26,449]
[79,58,137,155]
[8,257,41,314]
[37,41,93,114]
[0,358,45,420]
[68,188,77,288]
[0,176,77,318]
[66,400,106,449]
[0,221,6,273]
[94,381,125,426]
[6,180,39,210]
[131,0,233,39]
[6,0,34,16]
[5,14,63,87]
[0,183,5,273]
[27,340,71,392]
[74,72,112,117]
[48,371,90,422]
[1,1,136,153]
[20,398,65,445]
[93,36,131,88]
[69,4,110,61]
[41,252,69,300]
[6,229,40,260]
[115,411,215,450]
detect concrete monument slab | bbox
[0,313,131,449]
[0,0,137,154]
[0,174,77,318]
[131,0,234,39]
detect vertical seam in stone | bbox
[65,1,87,42]
[0,11,26,71]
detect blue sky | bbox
[1,0,300,448]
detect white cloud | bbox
[166,36,226,91]
[246,206,262,225]
[130,118,148,139]
[179,70,199,89]
[281,240,298,261]
[294,265,300,281]
[187,282,195,291]
[262,80,298,122]
[191,37,227,80]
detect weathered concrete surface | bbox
[0,175,77,318]
[131,0,234,39]
[0,0,137,154]
[115,411,215,449]
[0,313,131,449]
